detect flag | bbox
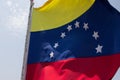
[26,0,120,80]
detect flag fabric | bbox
[26,0,120,80]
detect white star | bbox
[50,52,54,58]
[75,21,80,28]
[54,43,59,48]
[83,23,89,31]
[92,31,99,40]
[95,45,103,53]
[67,25,72,31]
[61,32,66,38]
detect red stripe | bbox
[26,54,120,80]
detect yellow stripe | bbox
[31,0,95,32]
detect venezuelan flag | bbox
[26,0,120,80]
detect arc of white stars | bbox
[67,25,72,31]
[54,43,59,48]
[50,51,54,58]
[75,21,80,28]
[61,32,66,39]
[83,23,89,31]
[95,45,103,53]
[92,31,99,40]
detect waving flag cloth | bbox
[26,0,120,80]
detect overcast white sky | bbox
[0,0,47,80]
[0,0,120,80]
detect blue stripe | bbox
[27,0,120,64]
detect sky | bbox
[0,0,120,80]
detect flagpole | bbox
[21,0,34,80]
